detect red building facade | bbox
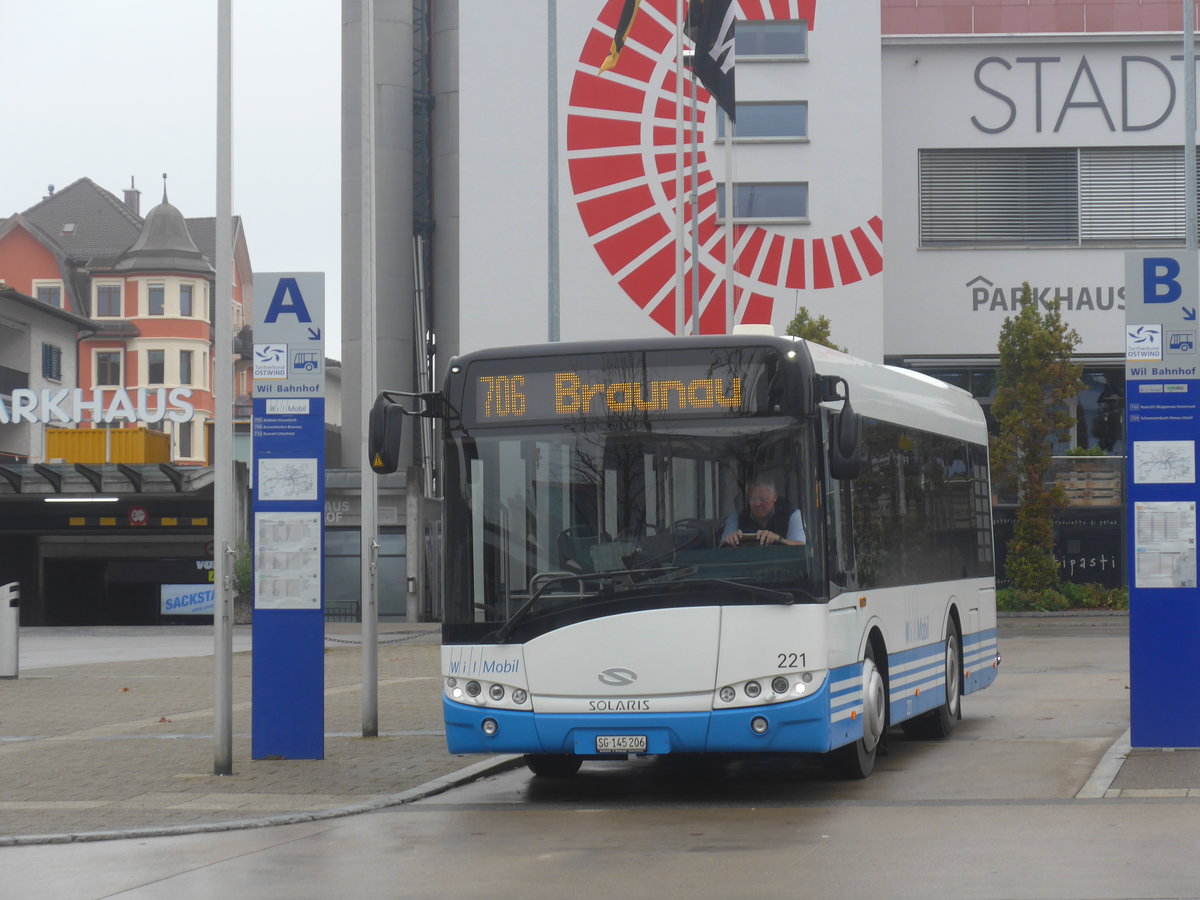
[0,178,253,464]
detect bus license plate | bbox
[596,735,647,753]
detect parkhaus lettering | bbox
[0,387,195,425]
[968,277,1125,312]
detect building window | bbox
[95,351,122,386]
[180,350,193,385]
[1079,147,1187,243]
[147,350,165,385]
[717,182,809,222]
[717,102,807,140]
[180,283,194,317]
[178,421,193,458]
[41,343,63,382]
[919,146,1200,247]
[35,282,63,308]
[96,284,122,317]
[148,284,165,316]
[737,20,808,58]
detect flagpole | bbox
[675,0,686,336]
[690,55,700,335]
[725,109,734,333]
[548,0,561,340]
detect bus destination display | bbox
[466,354,778,425]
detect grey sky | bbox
[2,1,342,357]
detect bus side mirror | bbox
[830,399,862,481]
[368,393,406,475]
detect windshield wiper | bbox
[658,576,796,605]
[489,566,680,643]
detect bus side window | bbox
[829,477,856,588]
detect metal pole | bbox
[690,59,699,335]
[1186,0,1197,251]
[724,110,734,333]
[675,0,685,335]
[548,0,560,342]
[213,0,234,777]
[360,0,380,738]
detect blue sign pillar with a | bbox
[1124,252,1200,748]
[251,272,326,759]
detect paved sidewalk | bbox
[0,625,518,845]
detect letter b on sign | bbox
[1144,257,1182,304]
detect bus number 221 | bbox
[777,652,805,669]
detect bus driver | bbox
[720,478,806,547]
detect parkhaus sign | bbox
[0,387,195,425]
[967,276,1125,312]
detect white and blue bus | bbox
[371,334,1000,778]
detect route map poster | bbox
[1133,440,1196,485]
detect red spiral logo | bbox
[567,0,883,334]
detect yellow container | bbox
[46,427,171,464]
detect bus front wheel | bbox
[525,754,583,778]
[826,643,886,779]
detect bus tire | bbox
[525,754,583,777]
[826,642,886,779]
[903,619,961,740]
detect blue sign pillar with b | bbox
[1124,252,1200,748]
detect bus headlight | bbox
[771,676,789,694]
[482,717,499,736]
[489,684,506,701]
[719,686,736,703]
[466,681,482,697]
[744,680,762,699]
[512,689,528,705]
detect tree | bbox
[991,284,1083,592]
[785,307,845,352]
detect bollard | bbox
[0,581,18,678]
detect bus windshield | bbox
[443,420,826,637]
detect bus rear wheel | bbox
[903,619,961,740]
[525,754,583,778]
[826,643,886,779]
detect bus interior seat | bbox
[556,526,611,573]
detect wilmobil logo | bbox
[444,647,523,678]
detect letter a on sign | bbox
[264,277,313,323]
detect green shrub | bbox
[996,583,1128,612]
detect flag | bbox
[686,0,736,122]
[599,0,642,75]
